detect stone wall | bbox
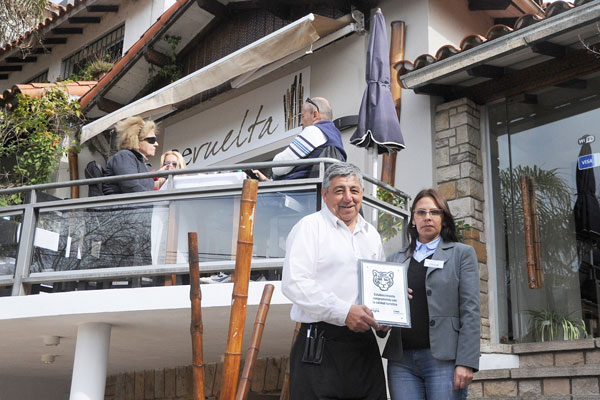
[434,97,490,345]
[104,356,287,400]
[469,338,600,399]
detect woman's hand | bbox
[453,365,474,390]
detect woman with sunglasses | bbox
[381,188,480,400]
[154,150,186,190]
[103,116,159,194]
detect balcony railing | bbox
[0,158,410,296]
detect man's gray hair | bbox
[323,162,364,192]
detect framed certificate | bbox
[359,259,411,328]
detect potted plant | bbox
[527,309,588,342]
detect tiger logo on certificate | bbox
[359,259,411,328]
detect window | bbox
[488,78,600,342]
[27,70,48,83]
[62,25,124,79]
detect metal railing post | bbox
[12,190,38,296]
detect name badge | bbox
[424,259,444,269]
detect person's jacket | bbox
[382,239,480,372]
[274,120,346,181]
[102,149,154,194]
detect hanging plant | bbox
[0,87,84,205]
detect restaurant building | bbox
[0,0,599,398]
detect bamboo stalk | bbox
[189,232,205,400]
[68,147,79,199]
[235,284,275,400]
[529,178,544,288]
[520,176,538,289]
[278,322,301,400]
[380,20,406,186]
[219,179,259,400]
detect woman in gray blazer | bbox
[382,188,480,400]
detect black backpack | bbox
[84,160,104,196]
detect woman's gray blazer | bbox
[382,240,481,371]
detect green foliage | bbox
[0,0,46,48]
[69,54,114,81]
[0,87,84,205]
[377,187,405,243]
[148,35,182,83]
[527,309,587,342]
[455,220,471,242]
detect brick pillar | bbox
[434,98,490,345]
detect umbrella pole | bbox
[219,179,259,400]
[380,20,406,186]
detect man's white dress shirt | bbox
[282,206,385,326]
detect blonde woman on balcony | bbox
[103,116,158,194]
[154,150,186,190]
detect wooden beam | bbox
[6,57,36,63]
[508,93,538,104]
[531,41,566,58]
[464,48,600,104]
[69,16,101,24]
[86,5,119,12]
[143,48,171,68]
[414,83,458,98]
[0,65,22,72]
[468,0,511,10]
[32,47,52,54]
[96,97,124,113]
[197,0,228,17]
[554,78,587,90]
[0,74,8,80]
[43,37,67,45]
[467,65,506,79]
[51,27,83,35]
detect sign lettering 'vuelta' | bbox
[163,67,311,166]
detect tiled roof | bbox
[78,0,190,109]
[394,0,592,85]
[0,81,97,109]
[0,0,86,57]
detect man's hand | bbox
[253,170,270,182]
[453,365,474,390]
[345,305,380,332]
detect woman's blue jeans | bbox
[387,349,468,400]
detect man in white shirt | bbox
[281,162,386,400]
[255,97,346,181]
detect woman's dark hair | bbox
[406,188,458,254]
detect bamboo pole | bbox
[380,21,406,186]
[278,323,301,400]
[235,284,275,400]
[219,179,259,400]
[68,147,79,199]
[189,232,205,400]
[520,176,538,289]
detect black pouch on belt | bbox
[302,324,325,364]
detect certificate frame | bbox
[359,259,411,328]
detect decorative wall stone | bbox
[518,379,542,396]
[434,98,490,346]
[544,378,571,395]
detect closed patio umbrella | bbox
[350,9,405,154]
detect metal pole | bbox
[11,190,37,296]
